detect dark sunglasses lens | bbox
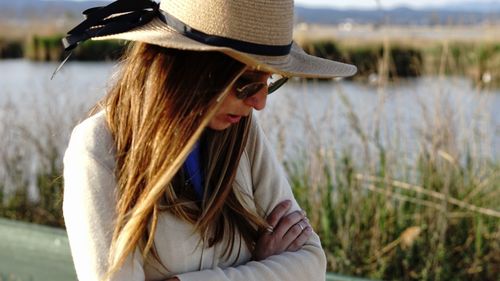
[268,77,289,94]
[236,83,265,99]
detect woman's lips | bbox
[225,114,242,123]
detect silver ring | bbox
[266,226,274,233]
[298,222,304,231]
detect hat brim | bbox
[94,18,357,79]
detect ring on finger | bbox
[298,222,304,231]
[266,226,274,233]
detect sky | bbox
[293,0,487,9]
[68,0,497,10]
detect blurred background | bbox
[0,0,499,280]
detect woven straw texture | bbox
[95,0,357,78]
[161,0,293,45]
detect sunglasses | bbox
[234,74,289,99]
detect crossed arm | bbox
[166,200,314,281]
[63,113,326,281]
[171,117,326,281]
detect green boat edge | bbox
[0,218,377,281]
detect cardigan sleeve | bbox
[176,116,327,281]
[63,116,145,281]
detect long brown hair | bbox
[101,43,268,278]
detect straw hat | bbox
[62,0,357,78]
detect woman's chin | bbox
[208,120,231,131]
[208,115,242,131]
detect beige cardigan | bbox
[63,111,326,281]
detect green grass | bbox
[286,147,499,280]
[1,34,499,86]
[0,32,131,61]
[0,142,64,228]
[302,40,500,87]
[0,39,23,59]
[21,35,127,62]
[275,83,500,280]
[303,40,423,79]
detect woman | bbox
[62,0,357,280]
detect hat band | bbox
[54,0,294,78]
[159,10,293,57]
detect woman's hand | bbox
[253,200,313,261]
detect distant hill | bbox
[436,0,500,13]
[295,6,500,25]
[0,0,108,19]
[0,0,499,26]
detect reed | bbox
[23,35,127,62]
[284,140,499,280]
[1,32,499,87]
[301,39,500,88]
[0,89,84,228]
[0,121,64,227]
[0,39,23,59]
[256,39,500,280]
[0,28,498,281]
[302,40,424,80]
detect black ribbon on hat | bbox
[158,10,292,57]
[62,0,159,52]
[53,0,292,79]
[52,0,159,78]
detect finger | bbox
[281,219,309,249]
[266,200,292,228]
[273,210,305,239]
[281,218,310,246]
[286,223,313,252]
[303,217,312,229]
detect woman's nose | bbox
[243,88,267,110]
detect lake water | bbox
[0,60,498,188]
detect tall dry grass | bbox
[0,76,94,227]
[257,38,499,280]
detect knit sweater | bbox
[63,111,326,281]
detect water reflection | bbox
[1,60,498,165]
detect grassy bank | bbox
[301,39,500,88]
[0,35,126,62]
[302,41,423,79]
[1,34,500,86]
[256,59,499,279]
[0,114,65,228]
[287,132,499,281]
